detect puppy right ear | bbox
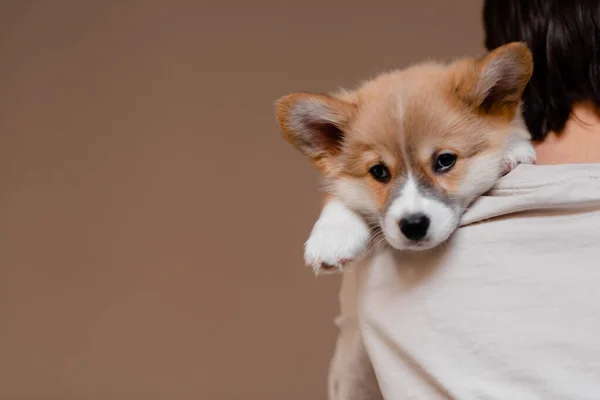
[458,42,533,118]
[474,42,533,113]
[275,93,356,161]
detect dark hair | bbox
[483,0,600,141]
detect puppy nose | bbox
[399,213,430,241]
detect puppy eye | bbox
[368,163,391,183]
[434,153,457,173]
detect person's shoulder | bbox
[461,164,600,227]
[494,164,600,192]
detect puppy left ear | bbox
[274,92,356,161]
[462,42,533,116]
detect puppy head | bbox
[276,42,532,250]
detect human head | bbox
[483,0,600,141]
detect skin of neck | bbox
[534,102,600,165]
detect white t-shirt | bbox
[337,164,600,399]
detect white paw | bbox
[304,199,371,275]
[502,137,536,174]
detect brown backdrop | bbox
[0,1,482,399]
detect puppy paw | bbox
[502,138,536,175]
[304,199,371,275]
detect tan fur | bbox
[275,42,533,214]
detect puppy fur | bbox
[275,43,535,275]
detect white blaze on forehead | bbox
[396,92,405,123]
[396,92,411,163]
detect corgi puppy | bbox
[275,42,536,274]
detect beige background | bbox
[0,1,482,399]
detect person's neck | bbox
[534,102,600,165]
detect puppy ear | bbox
[275,93,356,161]
[461,42,533,116]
